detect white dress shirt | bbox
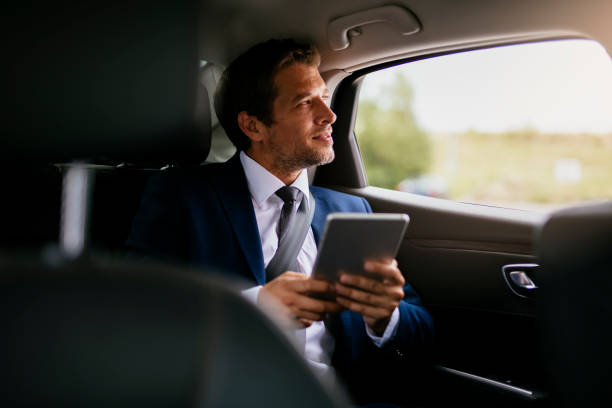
[238,151,399,378]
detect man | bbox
[127,39,433,404]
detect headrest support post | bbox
[60,163,93,259]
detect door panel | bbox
[333,185,549,406]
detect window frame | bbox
[314,36,594,193]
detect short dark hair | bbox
[214,39,320,151]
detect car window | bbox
[355,39,612,212]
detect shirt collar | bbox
[239,151,310,207]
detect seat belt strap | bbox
[265,191,315,282]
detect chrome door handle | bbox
[502,263,539,298]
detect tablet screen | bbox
[312,213,410,282]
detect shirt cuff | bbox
[365,307,400,347]
[242,285,262,305]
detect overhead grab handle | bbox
[328,5,421,51]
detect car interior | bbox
[4,0,612,407]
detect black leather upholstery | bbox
[536,201,612,406]
[3,0,210,166]
[2,0,212,249]
[0,165,62,250]
[0,258,349,407]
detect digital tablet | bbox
[312,213,410,282]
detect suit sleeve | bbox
[334,195,435,403]
[366,196,433,355]
[125,171,188,262]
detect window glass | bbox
[355,39,612,211]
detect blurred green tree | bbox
[355,73,431,189]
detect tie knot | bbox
[275,186,301,205]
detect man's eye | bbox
[299,100,311,106]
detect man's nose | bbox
[315,98,337,125]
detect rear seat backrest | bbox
[1,165,62,250]
[88,63,232,253]
[4,63,233,254]
[89,167,158,254]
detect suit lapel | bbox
[210,164,334,284]
[212,154,266,285]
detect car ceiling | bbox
[200,0,612,75]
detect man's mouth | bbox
[313,132,333,142]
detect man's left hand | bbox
[335,259,405,336]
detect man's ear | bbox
[237,111,265,143]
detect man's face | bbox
[254,63,337,173]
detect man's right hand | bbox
[259,271,344,328]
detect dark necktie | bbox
[265,186,313,283]
[271,186,308,351]
[275,186,303,245]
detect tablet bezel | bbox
[311,212,410,282]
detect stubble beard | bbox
[271,141,335,175]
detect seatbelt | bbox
[265,189,316,282]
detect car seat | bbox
[536,201,612,407]
[2,1,350,406]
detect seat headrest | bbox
[3,0,210,166]
[200,63,237,163]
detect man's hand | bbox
[335,259,405,336]
[259,272,344,328]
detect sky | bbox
[360,39,612,135]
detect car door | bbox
[314,38,612,407]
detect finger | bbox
[290,278,335,295]
[289,293,344,315]
[365,257,394,267]
[335,282,403,306]
[292,308,325,321]
[338,273,387,295]
[336,296,391,320]
[277,271,308,280]
[364,261,405,285]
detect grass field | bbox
[425,130,612,211]
[358,127,612,212]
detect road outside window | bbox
[355,39,612,212]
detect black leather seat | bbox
[1,258,348,407]
[536,201,612,407]
[0,164,62,251]
[90,61,235,254]
[2,2,350,406]
[3,0,211,253]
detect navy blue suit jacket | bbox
[127,154,434,402]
